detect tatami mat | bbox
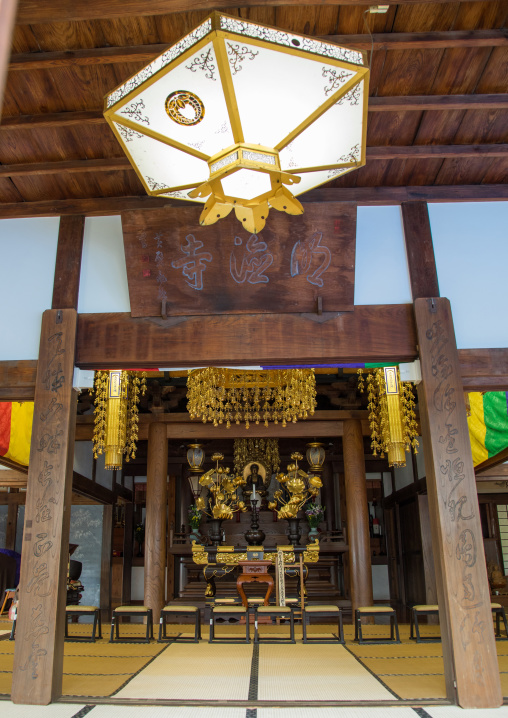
[257,709,421,718]
[0,703,86,717]
[89,706,247,718]
[257,643,393,701]
[115,642,253,700]
[425,708,508,717]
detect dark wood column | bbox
[144,422,167,623]
[0,0,18,121]
[100,504,113,623]
[5,493,18,550]
[11,309,78,705]
[401,201,440,300]
[51,215,85,309]
[418,494,438,619]
[415,297,501,708]
[343,419,373,614]
[122,503,133,604]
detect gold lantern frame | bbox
[104,12,369,233]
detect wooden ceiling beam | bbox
[8,30,507,70]
[2,95,506,131]
[2,145,506,179]
[15,0,499,25]
[1,185,507,219]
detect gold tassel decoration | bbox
[92,370,147,470]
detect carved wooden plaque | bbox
[121,203,356,317]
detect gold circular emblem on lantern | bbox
[165,90,205,126]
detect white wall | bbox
[77,216,130,313]
[429,201,508,349]
[0,217,60,360]
[355,206,412,306]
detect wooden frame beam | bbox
[0,0,18,120]
[2,95,506,131]
[1,145,506,179]
[8,30,507,70]
[15,0,500,25]
[401,201,440,300]
[1,185,507,219]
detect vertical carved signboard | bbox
[415,298,501,708]
[11,309,77,705]
[121,203,356,317]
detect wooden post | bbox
[100,504,113,624]
[11,309,77,705]
[122,502,133,604]
[418,494,438,620]
[0,0,18,121]
[401,201,440,300]
[343,419,373,614]
[415,297,502,708]
[144,422,167,623]
[166,475,176,602]
[51,216,85,310]
[5,492,18,550]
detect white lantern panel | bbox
[221,168,272,200]
[287,168,352,197]
[113,123,209,191]
[227,41,356,148]
[279,82,365,172]
[114,42,234,157]
[158,190,205,203]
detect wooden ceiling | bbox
[1,0,507,218]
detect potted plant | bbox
[305,503,325,541]
[188,505,202,542]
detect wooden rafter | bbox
[1,145,506,179]
[1,185,507,219]
[15,0,499,25]
[2,95,506,132]
[8,30,507,71]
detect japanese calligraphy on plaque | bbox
[121,204,356,317]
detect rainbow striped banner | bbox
[468,392,508,467]
[0,402,34,466]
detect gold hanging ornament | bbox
[187,368,316,429]
[358,366,418,468]
[92,370,147,469]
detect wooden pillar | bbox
[122,503,133,604]
[166,474,176,602]
[415,297,501,708]
[11,309,78,705]
[418,494,438,618]
[5,492,18,551]
[51,216,85,310]
[0,0,18,121]
[401,201,440,300]
[343,419,373,614]
[100,504,113,624]
[144,422,167,623]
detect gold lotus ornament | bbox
[270,451,324,520]
[192,452,245,523]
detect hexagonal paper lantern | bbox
[104,13,369,233]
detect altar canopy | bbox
[0,402,33,466]
[468,392,508,466]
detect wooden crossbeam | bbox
[0,184,506,219]
[1,95,506,131]
[15,0,498,25]
[8,30,507,70]
[1,145,506,178]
